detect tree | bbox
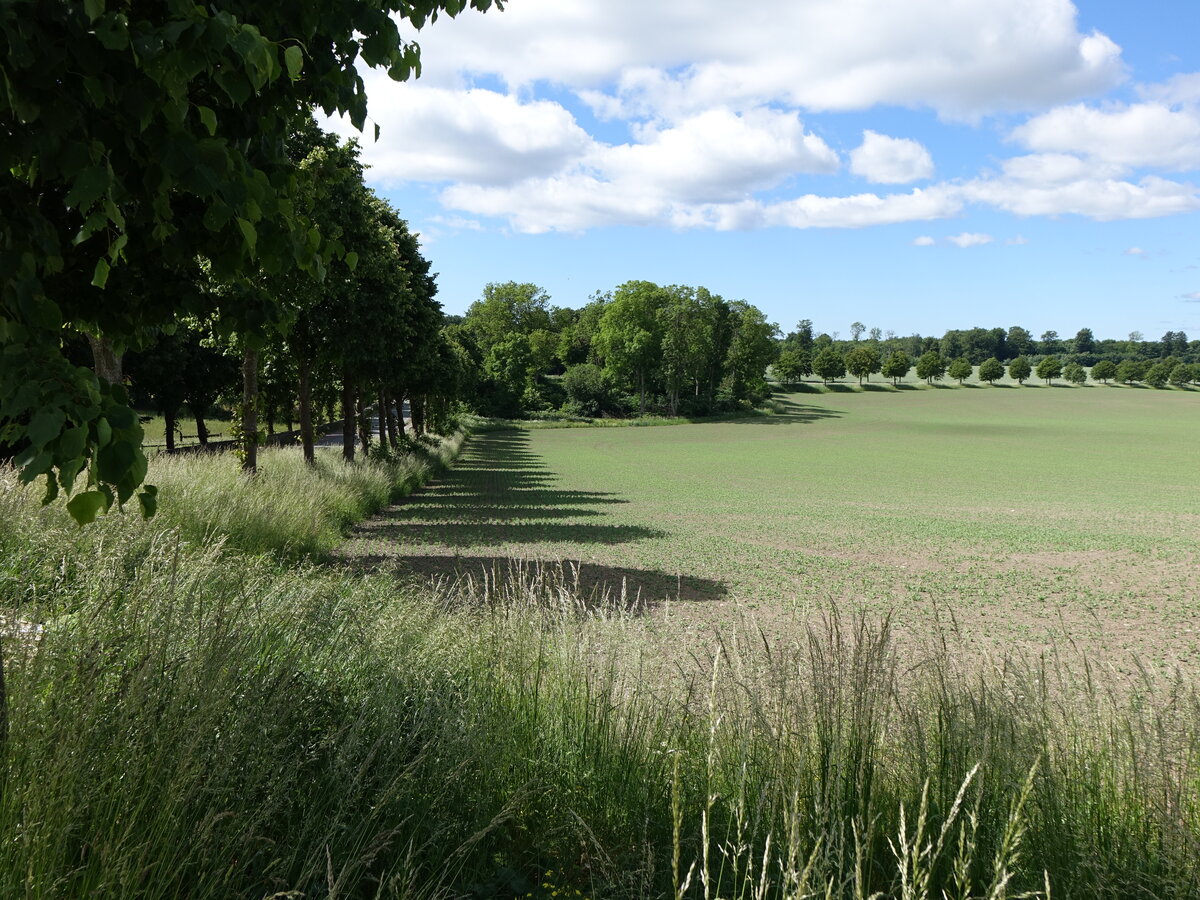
[721,301,779,404]
[1062,361,1087,385]
[812,347,846,384]
[1036,355,1062,384]
[561,363,610,417]
[595,281,666,415]
[1006,326,1034,359]
[1090,360,1117,383]
[1143,362,1171,388]
[774,348,812,385]
[978,357,1004,384]
[1073,328,1095,354]
[1008,356,1032,385]
[1039,331,1061,355]
[915,351,946,384]
[1,0,501,523]
[1116,359,1145,384]
[1168,363,1192,386]
[850,321,866,342]
[947,357,973,384]
[880,351,911,385]
[845,346,880,384]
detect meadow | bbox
[1,385,1198,898]
[344,383,1200,674]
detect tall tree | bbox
[595,281,666,415]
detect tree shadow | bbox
[735,396,844,425]
[860,383,894,392]
[824,383,856,392]
[894,383,919,391]
[346,430,666,550]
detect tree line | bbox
[1,0,500,524]
[775,321,1200,387]
[448,280,780,419]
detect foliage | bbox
[1008,355,1032,385]
[812,346,846,384]
[845,346,881,384]
[881,350,912,385]
[1090,359,1118,383]
[1062,361,1088,385]
[1036,355,1062,384]
[1143,361,1171,388]
[774,347,812,384]
[947,356,973,384]
[978,356,1005,384]
[915,350,946,384]
[561,363,611,418]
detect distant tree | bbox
[915,351,947,384]
[880,351,912,385]
[793,319,815,351]
[1036,355,1062,384]
[1073,327,1095,354]
[1090,360,1117,383]
[595,280,666,414]
[1115,359,1142,384]
[774,348,812,385]
[947,356,973,384]
[812,346,846,384]
[1143,362,1171,388]
[978,357,1005,384]
[1168,362,1192,387]
[845,346,880,384]
[561,363,610,417]
[1062,361,1087,385]
[868,326,883,342]
[1008,356,1032,385]
[1161,330,1189,356]
[722,301,780,404]
[850,321,866,342]
[1039,331,1061,355]
[1006,326,1034,358]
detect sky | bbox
[325,0,1200,340]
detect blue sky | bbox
[327,0,1200,340]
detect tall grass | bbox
[0,450,1198,898]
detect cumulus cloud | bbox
[1011,102,1200,171]
[1138,72,1200,106]
[409,0,1123,120]
[1125,247,1146,255]
[962,173,1200,220]
[1006,235,1029,245]
[1181,292,1200,301]
[947,232,993,247]
[324,81,591,185]
[913,235,937,246]
[850,131,934,183]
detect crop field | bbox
[344,383,1200,673]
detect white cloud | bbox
[324,81,591,186]
[913,235,937,246]
[1125,246,1146,256]
[1138,72,1200,106]
[947,232,993,248]
[409,0,1123,120]
[1181,292,1200,301]
[850,131,934,183]
[1006,235,1029,245]
[1011,102,1200,171]
[962,173,1200,220]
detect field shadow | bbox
[894,383,920,391]
[344,429,667,551]
[737,397,844,425]
[860,383,894,392]
[348,554,728,608]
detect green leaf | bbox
[105,404,136,429]
[27,407,65,448]
[95,417,112,448]
[84,0,105,22]
[67,491,109,526]
[344,251,359,272]
[64,165,111,211]
[236,217,257,251]
[96,440,135,484]
[18,451,53,484]
[60,457,85,495]
[91,258,110,288]
[42,472,59,505]
[284,45,303,81]
[197,105,217,136]
[137,486,158,519]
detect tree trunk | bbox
[396,390,407,436]
[376,389,389,453]
[87,333,123,385]
[411,396,425,436]
[165,407,177,453]
[298,357,315,465]
[241,347,258,474]
[341,376,355,462]
[190,404,209,446]
[384,392,399,446]
[356,394,371,455]
[638,370,646,415]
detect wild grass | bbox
[2,448,1199,896]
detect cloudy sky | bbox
[327,0,1200,339]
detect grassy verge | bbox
[0,439,1197,898]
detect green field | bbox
[346,384,1200,672]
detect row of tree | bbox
[452,281,780,418]
[778,346,1200,388]
[1,1,500,523]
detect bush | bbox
[561,363,611,417]
[1062,361,1088,384]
